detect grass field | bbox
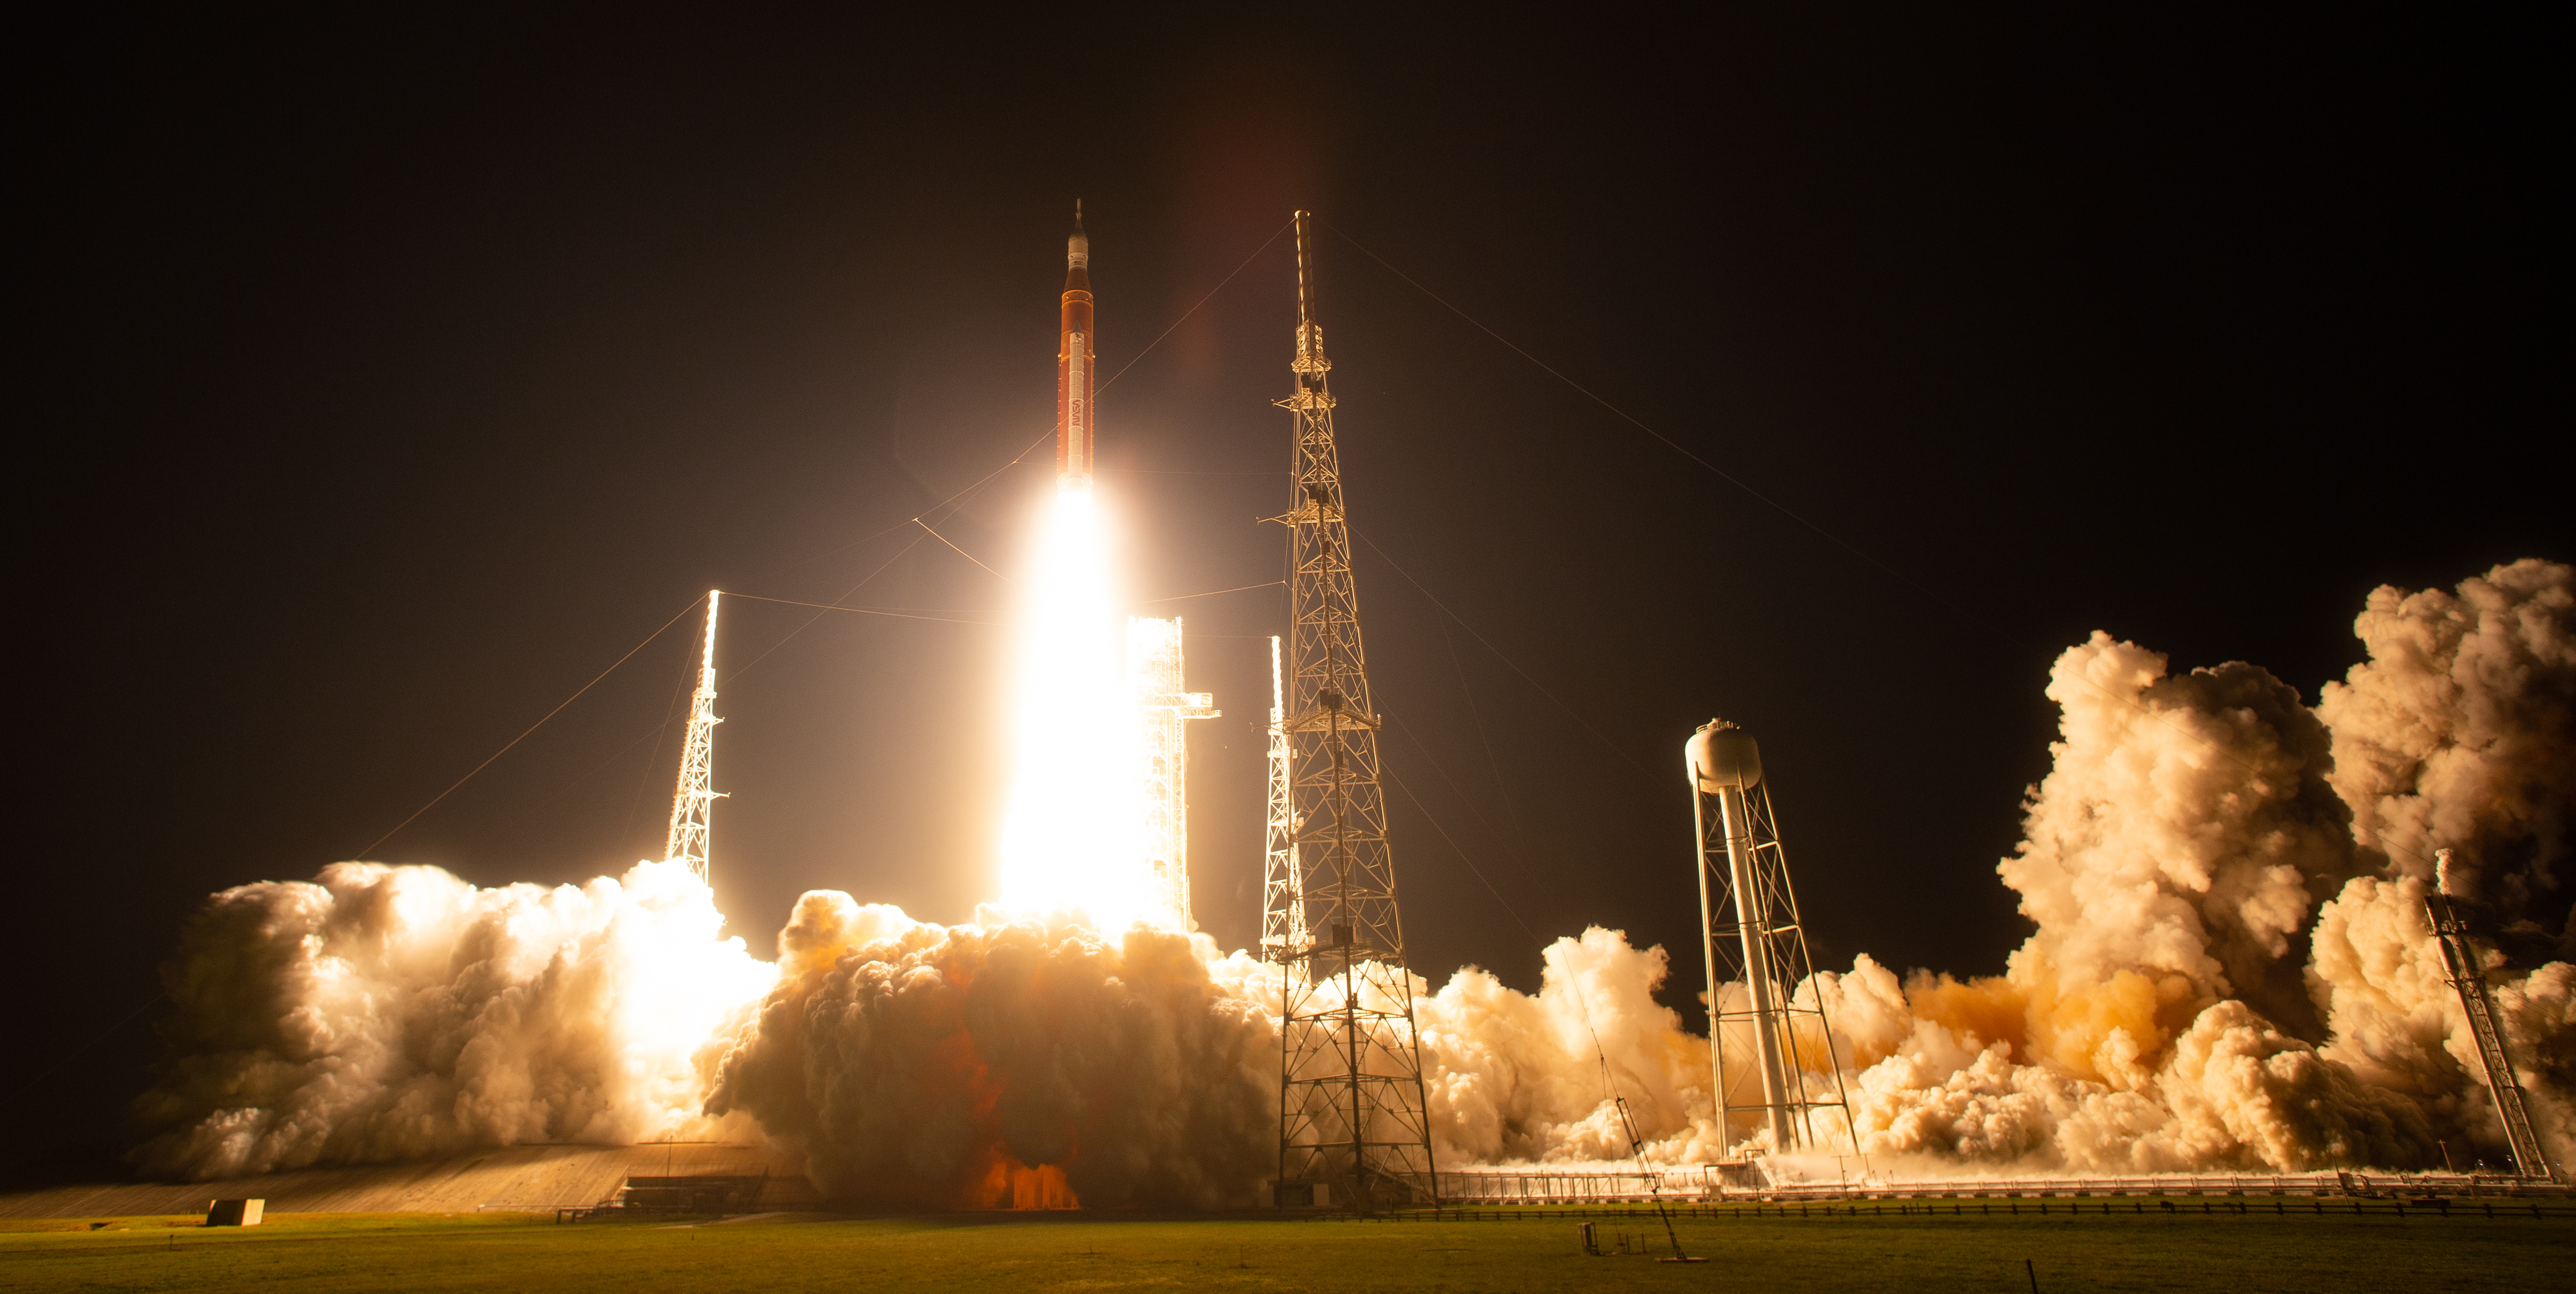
[2,1204,2566,1292]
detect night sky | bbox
[14,10,2561,1180]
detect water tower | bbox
[1686,718,1855,1154]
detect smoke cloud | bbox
[703,895,1277,1208]
[130,860,772,1181]
[2305,557,2576,1165]
[1401,559,2574,1178]
[131,559,2571,1190]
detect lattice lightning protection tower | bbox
[1687,719,1855,1157]
[664,591,726,882]
[1261,635,1305,957]
[1262,210,1437,1212]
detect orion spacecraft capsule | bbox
[1056,202,1095,490]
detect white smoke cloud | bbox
[1398,560,2572,1179]
[2305,557,2576,1168]
[130,560,2572,1190]
[130,859,772,1181]
[2315,557,2576,928]
[1418,929,1723,1168]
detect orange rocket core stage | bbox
[1056,203,1094,487]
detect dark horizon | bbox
[14,10,2562,1182]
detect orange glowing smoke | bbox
[973,1154,1079,1210]
[928,982,1085,1209]
[706,900,1279,1211]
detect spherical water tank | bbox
[1686,720,1762,792]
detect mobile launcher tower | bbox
[1261,211,1438,1212]
[1129,615,1217,930]
[1687,719,1856,1159]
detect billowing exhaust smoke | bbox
[1406,559,2573,1176]
[129,859,773,1180]
[701,895,1276,1208]
[129,559,2571,1189]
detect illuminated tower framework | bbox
[2425,850,2555,1181]
[664,591,726,882]
[1261,636,1304,955]
[1130,615,1218,930]
[1262,210,1437,1211]
[1687,719,1854,1155]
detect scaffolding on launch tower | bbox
[663,591,725,883]
[1261,210,1437,1212]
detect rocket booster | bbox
[1056,202,1094,489]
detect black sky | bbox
[12,9,2563,1179]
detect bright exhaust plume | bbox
[994,484,1167,932]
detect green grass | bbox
[1,1205,2565,1292]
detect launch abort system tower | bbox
[1261,210,1437,1211]
[1687,718,1854,1156]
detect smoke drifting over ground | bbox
[134,561,2572,1189]
[131,860,772,1180]
[1425,559,2573,1177]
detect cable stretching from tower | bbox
[664,591,725,882]
[1263,210,1436,1212]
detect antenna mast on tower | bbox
[1263,210,1437,1212]
[664,591,726,882]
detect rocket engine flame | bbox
[994,484,1165,931]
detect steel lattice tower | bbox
[663,591,726,882]
[1687,719,1855,1156]
[2425,850,2555,1180]
[1260,635,1305,956]
[1261,210,1436,1211]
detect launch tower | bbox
[664,591,726,882]
[1261,635,1304,956]
[1262,211,1437,1211]
[1130,615,1218,929]
[1687,719,1854,1155]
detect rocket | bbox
[1055,201,1094,490]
